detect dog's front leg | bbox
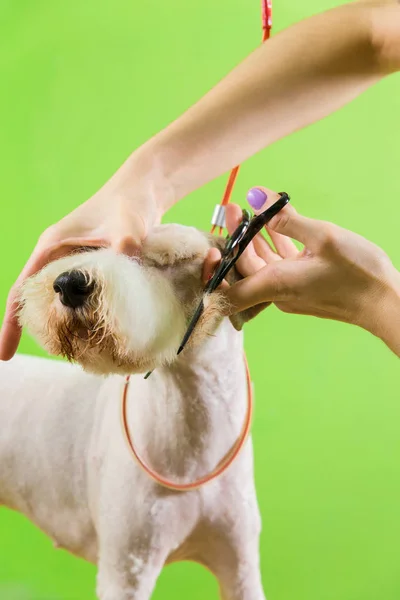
[94,487,190,600]
[95,498,168,600]
[203,476,266,600]
[217,559,266,600]
[207,534,266,600]
[96,549,166,600]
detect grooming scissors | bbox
[177,192,290,355]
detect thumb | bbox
[111,235,140,256]
[110,222,145,256]
[247,187,321,248]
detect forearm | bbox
[117,1,400,212]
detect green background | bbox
[1,1,399,599]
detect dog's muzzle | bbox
[53,271,94,309]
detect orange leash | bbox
[121,357,253,492]
[120,1,272,492]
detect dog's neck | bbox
[126,319,248,482]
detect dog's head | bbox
[18,224,258,375]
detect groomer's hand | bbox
[0,163,161,361]
[204,187,400,356]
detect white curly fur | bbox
[0,223,265,600]
[18,225,226,375]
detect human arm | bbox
[136,0,400,210]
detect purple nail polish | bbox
[247,188,267,210]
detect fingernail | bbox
[247,188,267,210]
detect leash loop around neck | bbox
[121,356,253,492]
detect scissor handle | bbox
[205,192,290,293]
[234,192,290,261]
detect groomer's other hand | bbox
[204,186,400,355]
[227,186,399,328]
[0,165,161,361]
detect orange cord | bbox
[121,356,253,492]
[120,1,272,493]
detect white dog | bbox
[0,224,265,600]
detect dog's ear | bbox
[208,234,268,331]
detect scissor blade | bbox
[177,299,205,355]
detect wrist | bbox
[362,268,400,356]
[106,140,177,219]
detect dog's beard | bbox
[50,295,226,376]
[42,286,122,369]
[50,308,158,375]
[54,309,116,364]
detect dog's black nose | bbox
[53,271,93,309]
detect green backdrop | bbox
[1,1,399,599]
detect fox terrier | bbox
[0,224,265,600]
